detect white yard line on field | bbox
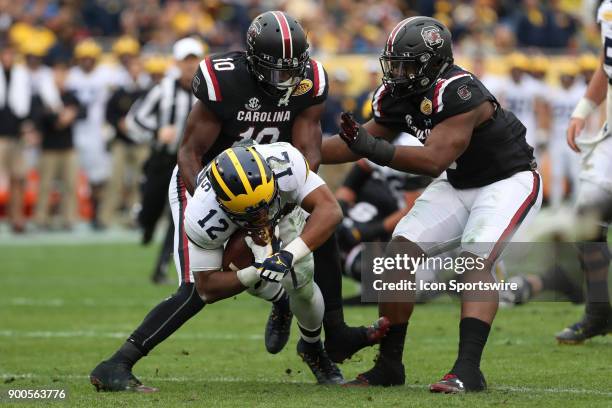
[0,330,262,341]
[0,373,611,397]
[2,297,160,308]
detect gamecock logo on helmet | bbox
[421,26,444,49]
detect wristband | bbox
[237,265,259,287]
[283,237,311,265]
[351,130,396,166]
[571,97,596,120]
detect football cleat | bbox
[344,354,405,387]
[90,361,157,393]
[499,276,531,307]
[297,339,344,385]
[265,294,293,354]
[325,316,391,363]
[429,371,487,393]
[555,312,612,344]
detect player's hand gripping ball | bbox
[259,250,294,283]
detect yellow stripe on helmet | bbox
[247,146,268,185]
[226,149,253,194]
[210,160,235,199]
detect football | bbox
[222,230,254,271]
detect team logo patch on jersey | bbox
[292,79,313,96]
[603,10,612,22]
[245,97,262,111]
[420,97,433,115]
[457,84,472,101]
[421,26,444,50]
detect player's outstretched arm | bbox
[178,101,222,195]
[292,103,324,171]
[567,51,607,152]
[339,103,491,176]
[321,119,397,164]
[388,108,478,176]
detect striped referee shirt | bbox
[126,74,197,153]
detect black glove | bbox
[339,112,395,166]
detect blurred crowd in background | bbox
[0,0,605,234]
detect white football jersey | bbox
[495,75,543,148]
[598,0,612,79]
[546,82,586,144]
[184,142,325,251]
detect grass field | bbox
[1,242,611,407]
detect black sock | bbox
[322,309,348,336]
[586,280,611,315]
[451,318,490,377]
[540,266,560,292]
[580,238,611,313]
[379,323,407,363]
[127,283,205,357]
[298,324,322,344]
[109,341,144,369]
[313,233,345,332]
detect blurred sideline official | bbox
[126,37,203,283]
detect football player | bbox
[322,17,542,392]
[94,143,344,388]
[489,53,548,158]
[179,10,386,361]
[546,61,584,208]
[90,11,386,392]
[557,0,612,344]
[185,143,345,384]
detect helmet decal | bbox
[421,26,444,50]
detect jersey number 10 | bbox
[239,127,280,144]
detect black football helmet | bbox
[246,11,309,96]
[380,16,453,98]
